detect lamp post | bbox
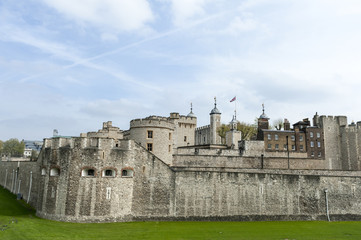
[286,136,290,169]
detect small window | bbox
[283,144,287,150]
[291,135,295,141]
[275,135,279,141]
[267,144,271,149]
[310,141,314,147]
[82,168,96,177]
[317,141,321,148]
[300,145,304,151]
[147,130,153,139]
[102,169,115,177]
[310,132,314,138]
[41,168,46,176]
[275,144,279,150]
[169,133,172,140]
[267,134,271,140]
[50,168,60,176]
[184,136,187,142]
[292,145,295,151]
[147,143,153,152]
[122,169,134,177]
[311,151,314,157]
[317,132,321,138]
[168,145,171,152]
[318,152,322,157]
[299,135,303,141]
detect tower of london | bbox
[1,100,361,222]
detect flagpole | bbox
[234,98,237,121]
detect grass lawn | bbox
[1,187,361,240]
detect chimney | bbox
[284,119,290,130]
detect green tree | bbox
[217,124,231,144]
[30,150,39,161]
[217,122,257,142]
[236,122,257,140]
[3,138,25,157]
[0,140,3,156]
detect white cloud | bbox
[217,15,257,35]
[42,0,154,32]
[169,0,208,26]
[101,33,119,42]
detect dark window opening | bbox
[87,169,94,176]
[105,170,112,176]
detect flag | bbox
[230,96,236,102]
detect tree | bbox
[217,124,230,144]
[3,138,25,157]
[272,118,284,130]
[236,122,257,140]
[30,150,39,161]
[217,122,257,142]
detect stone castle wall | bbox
[2,137,361,222]
[35,138,174,222]
[320,115,347,170]
[128,114,196,165]
[171,168,361,221]
[0,160,40,207]
[340,123,361,170]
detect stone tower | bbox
[210,97,222,145]
[257,104,269,140]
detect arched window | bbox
[50,168,60,176]
[41,168,46,176]
[81,168,96,177]
[121,168,134,177]
[102,169,116,177]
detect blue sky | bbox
[1,0,361,140]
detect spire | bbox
[187,102,196,118]
[210,97,221,115]
[259,103,269,119]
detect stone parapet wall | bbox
[173,153,325,170]
[0,160,40,207]
[130,117,174,130]
[172,168,361,221]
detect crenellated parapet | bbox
[44,137,132,151]
[130,116,175,130]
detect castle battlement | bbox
[130,116,174,130]
[195,125,210,131]
[320,115,348,126]
[44,136,133,151]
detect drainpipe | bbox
[4,169,8,189]
[14,169,18,193]
[324,189,330,222]
[11,169,15,193]
[17,180,21,195]
[27,171,32,203]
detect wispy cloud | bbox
[42,0,154,32]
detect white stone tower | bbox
[210,97,222,145]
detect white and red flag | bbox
[230,96,236,102]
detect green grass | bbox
[1,187,361,240]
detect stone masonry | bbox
[1,103,361,222]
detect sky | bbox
[1,0,361,140]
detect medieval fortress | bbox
[1,100,361,222]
